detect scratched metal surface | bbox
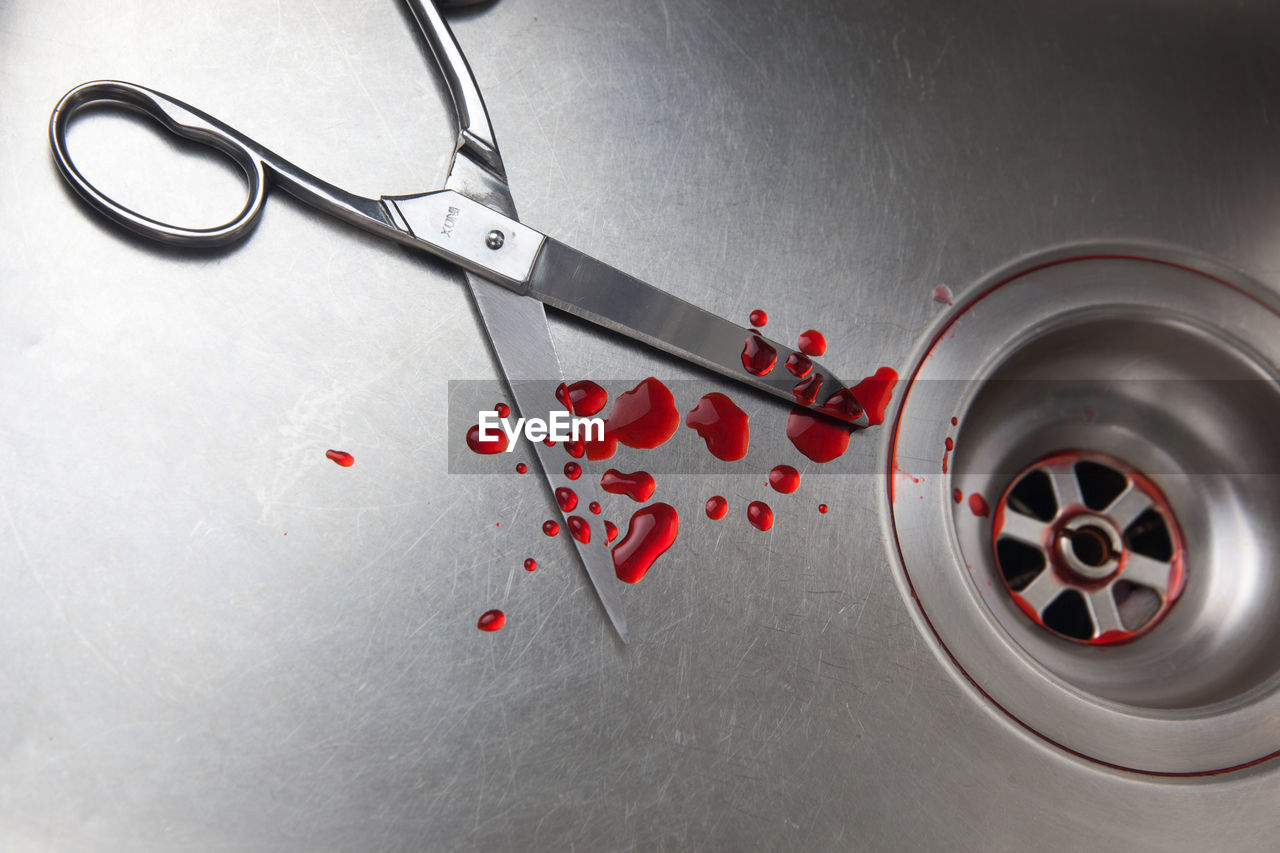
[3,0,1280,849]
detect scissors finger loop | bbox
[49,80,268,248]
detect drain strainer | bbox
[885,247,1280,775]
[993,451,1185,645]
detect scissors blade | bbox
[462,272,630,642]
[526,239,870,428]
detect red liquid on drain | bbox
[604,520,619,545]
[524,558,537,572]
[749,308,769,327]
[741,334,777,376]
[942,436,954,474]
[969,493,990,517]
[747,500,774,531]
[516,462,527,474]
[600,469,656,502]
[584,377,679,461]
[555,487,578,513]
[685,393,750,461]
[953,487,963,504]
[477,609,505,632]
[769,464,801,494]
[564,462,581,480]
[798,330,827,356]
[951,417,958,426]
[568,515,591,544]
[542,520,560,537]
[705,495,728,520]
[567,380,608,416]
[785,352,813,378]
[818,503,829,514]
[933,284,954,305]
[612,503,679,584]
[494,402,510,418]
[325,449,355,467]
[589,501,601,515]
[850,367,899,427]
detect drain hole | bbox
[1125,508,1174,561]
[1069,526,1112,567]
[996,538,1045,591]
[1008,469,1056,521]
[1042,589,1093,640]
[1113,581,1163,631]
[1075,461,1128,511]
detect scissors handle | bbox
[49,80,398,248]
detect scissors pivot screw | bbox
[485,229,505,250]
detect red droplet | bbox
[589,501,601,515]
[584,377,679,461]
[705,495,728,520]
[555,487,578,513]
[933,284,954,305]
[524,558,537,572]
[785,352,812,378]
[818,503,829,514]
[564,461,582,480]
[543,436,556,447]
[749,308,769,327]
[568,515,591,544]
[604,520,619,544]
[747,500,774,531]
[494,402,511,418]
[685,393,750,461]
[554,382,574,414]
[567,380,608,417]
[565,438,586,459]
[950,417,958,426]
[741,333,777,376]
[953,487,963,504]
[612,503,679,584]
[542,520,560,537]
[850,366,899,427]
[516,462,528,474]
[600,468,656,502]
[942,436,954,474]
[465,423,508,454]
[786,402,853,463]
[477,609,506,631]
[968,493,990,517]
[768,464,801,494]
[325,449,355,467]
[791,372,824,406]
[797,330,827,356]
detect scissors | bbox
[48,0,866,643]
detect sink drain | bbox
[994,451,1185,645]
[885,247,1280,775]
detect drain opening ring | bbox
[993,451,1186,645]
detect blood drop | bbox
[797,330,827,356]
[685,393,750,461]
[747,501,774,531]
[741,333,777,376]
[600,469,656,502]
[568,515,591,544]
[612,503,679,584]
[768,464,801,494]
[584,377,679,461]
[564,462,582,480]
[567,380,608,416]
[705,496,728,520]
[555,487,578,513]
[477,609,505,632]
[325,449,355,467]
[749,308,769,327]
[524,558,537,572]
[542,520,560,537]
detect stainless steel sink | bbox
[4,0,1280,849]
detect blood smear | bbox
[797,330,827,356]
[567,380,608,416]
[584,377,680,461]
[741,334,777,376]
[555,487,578,513]
[600,469,656,502]
[749,308,769,327]
[933,284,954,305]
[542,520,560,537]
[942,436,954,474]
[768,464,801,494]
[325,449,355,467]
[568,515,591,544]
[685,393,750,461]
[705,495,728,520]
[477,609,506,632]
[524,558,537,572]
[612,503,679,584]
[564,462,582,480]
[791,373,823,406]
[747,501,774,531]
